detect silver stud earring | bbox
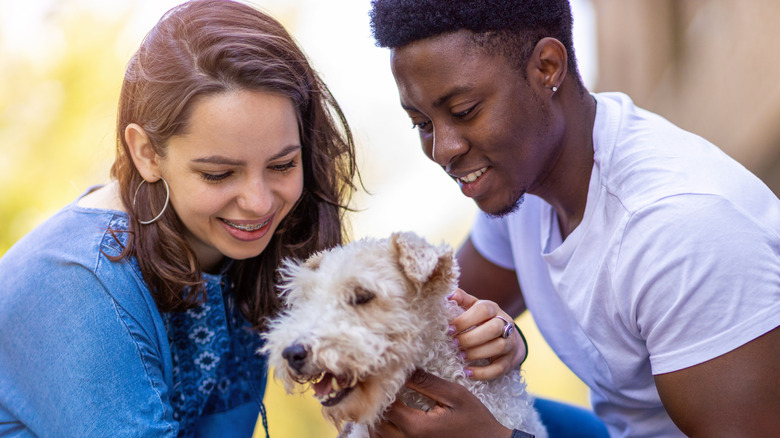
[552,86,558,93]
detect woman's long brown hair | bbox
[110,0,358,329]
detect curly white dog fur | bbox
[262,231,547,438]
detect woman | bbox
[0,1,357,436]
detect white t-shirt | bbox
[471,92,780,438]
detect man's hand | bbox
[369,370,513,438]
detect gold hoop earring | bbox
[132,177,170,225]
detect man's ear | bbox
[125,123,162,181]
[527,37,568,93]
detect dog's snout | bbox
[282,343,308,373]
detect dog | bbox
[262,231,547,438]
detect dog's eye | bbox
[350,287,375,306]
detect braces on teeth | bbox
[223,219,269,231]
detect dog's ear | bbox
[390,231,456,289]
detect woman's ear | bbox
[527,37,568,93]
[125,123,162,181]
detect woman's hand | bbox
[447,289,527,380]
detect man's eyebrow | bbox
[433,85,474,108]
[400,85,476,112]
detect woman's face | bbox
[159,89,303,272]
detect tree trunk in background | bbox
[591,0,780,194]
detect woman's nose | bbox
[237,177,273,213]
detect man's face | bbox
[390,30,562,216]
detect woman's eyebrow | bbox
[191,144,301,165]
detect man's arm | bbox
[655,326,780,437]
[456,236,526,318]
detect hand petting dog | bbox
[447,289,528,380]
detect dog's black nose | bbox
[282,344,308,373]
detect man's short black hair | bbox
[369,0,580,81]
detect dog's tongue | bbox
[312,372,335,397]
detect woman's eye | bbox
[270,160,297,172]
[200,171,232,182]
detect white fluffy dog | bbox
[262,231,546,438]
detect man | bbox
[368,0,780,437]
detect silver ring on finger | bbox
[494,315,515,339]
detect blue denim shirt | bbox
[0,191,268,437]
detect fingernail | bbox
[464,368,473,378]
[459,351,466,360]
[446,292,455,300]
[452,337,459,347]
[446,325,456,335]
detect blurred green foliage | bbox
[0,8,120,255]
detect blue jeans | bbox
[534,398,609,438]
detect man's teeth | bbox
[460,167,486,183]
[222,219,269,231]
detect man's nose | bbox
[431,125,468,167]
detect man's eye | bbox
[412,120,431,130]
[453,105,476,118]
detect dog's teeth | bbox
[315,390,341,403]
[332,376,340,391]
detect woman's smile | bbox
[219,215,274,242]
